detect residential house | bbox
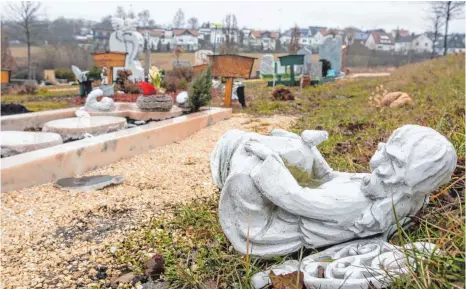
[342,26,361,45]
[308,26,327,49]
[279,29,292,46]
[311,29,328,48]
[172,29,200,51]
[244,30,278,51]
[391,29,410,39]
[411,33,433,53]
[352,31,369,46]
[147,29,165,50]
[394,35,413,54]
[365,31,395,51]
[298,28,310,47]
[446,33,465,54]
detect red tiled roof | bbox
[150,30,164,37]
[251,30,278,39]
[173,29,200,37]
[371,31,394,45]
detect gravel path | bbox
[1,114,296,289]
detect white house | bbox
[173,29,200,51]
[365,31,394,51]
[394,35,413,54]
[412,34,433,53]
[243,30,278,51]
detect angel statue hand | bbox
[244,140,284,166]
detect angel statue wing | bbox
[123,18,138,32]
[111,17,124,31]
[71,65,89,82]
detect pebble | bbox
[134,120,146,125]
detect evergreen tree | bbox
[189,68,212,112]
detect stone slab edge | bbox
[1,107,232,193]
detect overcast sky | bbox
[38,1,465,33]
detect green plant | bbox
[149,66,162,89]
[87,66,102,80]
[54,68,75,82]
[188,68,212,112]
[179,79,189,91]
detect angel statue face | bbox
[361,125,457,200]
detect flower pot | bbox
[136,95,173,112]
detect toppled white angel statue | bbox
[84,89,115,112]
[211,125,456,257]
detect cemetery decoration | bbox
[108,17,144,81]
[175,91,190,109]
[136,81,173,112]
[91,52,127,85]
[100,67,109,85]
[251,239,437,289]
[54,175,125,192]
[259,54,274,78]
[267,54,304,87]
[296,47,313,75]
[149,66,162,89]
[194,50,213,65]
[84,89,116,112]
[319,36,343,76]
[137,95,173,112]
[210,125,456,257]
[207,55,256,107]
[172,60,192,68]
[72,65,93,97]
[0,131,63,158]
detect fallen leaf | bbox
[269,271,304,289]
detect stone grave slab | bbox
[259,54,274,77]
[54,175,125,192]
[319,36,343,74]
[0,131,63,157]
[296,47,313,75]
[172,60,192,68]
[42,116,127,141]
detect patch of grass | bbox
[114,197,286,288]
[1,89,78,103]
[24,101,69,112]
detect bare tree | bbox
[221,13,238,54]
[288,25,300,54]
[127,8,136,19]
[187,17,199,29]
[172,8,185,28]
[427,2,444,58]
[6,1,42,79]
[1,23,17,71]
[138,9,151,28]
[115,6,127,19]
[441,1,465,55]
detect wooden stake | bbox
[224,77,233,107]
[108,67,113,84]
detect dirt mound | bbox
[1,103,31,115]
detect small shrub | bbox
[87,66,102,80]
[24,80,38,95]
[272,85,294,101]
[6,84,26,95]
[188,68,212,112]
[179,79,189,91]
[123,83,142,94]
[167,67,193,83]
[166,76,181,93]
[54,68,75,82]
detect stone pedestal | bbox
[0,131,63,157]
[136,95,173,112]
[42,116,127,141]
